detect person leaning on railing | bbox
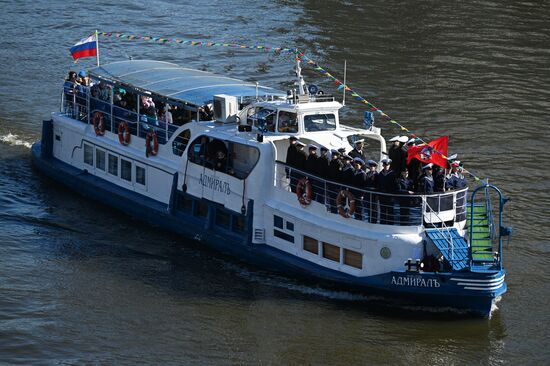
[63,71,78,116]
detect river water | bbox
[1,0,549,364]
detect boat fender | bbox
[296,178,313,206]
[117,121,131,146]
[145,130,159,157]
[92,111,105,136]
[336,190,355,218]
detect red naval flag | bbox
[407,136,449,168]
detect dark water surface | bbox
[1,0,549,364]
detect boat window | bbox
[172,129,191,156]
[188,135,260,179]
[286,221,294,231]
[177,194,193,212]
[136,165,146,186]
[273,215,284,229]
[303,236,319,254]
[215,209,231,229]
[322,242,340,262]
[232,215,246,233]
[230,142,260,179]
[277,111,298,133]
[84,144,93,166]
[274,229,294,243]
[96,149,106,171]
[304,113,336,132]
[344,249,363,269]
[247,107,276,132]
[121,159,132,182]
[194,200,209,218]
[108,154,118,176]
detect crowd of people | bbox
[285,135,468,225]
[62,70,212,128]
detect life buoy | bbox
[296,178,313,206]
[118,121,130,146]
[92,111,105,136]
[145,130,159,157]
[336,190,356,218]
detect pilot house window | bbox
[304,113,336,132]
[277,111,298,133]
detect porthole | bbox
[380,247,391,259]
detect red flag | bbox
[406,136,449,168]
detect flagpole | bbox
[95,30,100,67]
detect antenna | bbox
[342,60,347,106]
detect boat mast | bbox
[295,53,305,95]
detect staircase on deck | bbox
[425,203,496,271]
[467,204,495,263]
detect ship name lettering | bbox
[391,276,440,288]
[199,173,231,195]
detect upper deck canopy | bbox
[88,60,286,106]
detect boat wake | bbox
[223,262,373,302]
[0,133,33,149]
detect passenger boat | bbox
[31,58,512,317]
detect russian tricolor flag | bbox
[70,35,97,60]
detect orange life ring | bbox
[145,130,159,157]
[336,190,356,218]
[92,111,105,136]
[296,178,313,206]
[118,121,131,146]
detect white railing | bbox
[275,161,469,227]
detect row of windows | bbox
[83,144,146,186]
[272,215,363,270]
[176,193,246,234]
[303,235,363,269]
[246,108,337,133]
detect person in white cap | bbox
[389,135,408,175]
[445,161,466,190]
[377,158,398,224]
[418,163,434,194]
[349,138,368,162]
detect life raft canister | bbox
[92,111,105,136]
[296,178,313,206]
[145,130,159,157]
[336,189,355,218]
[118,121,131,146]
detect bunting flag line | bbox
[94,31,482,181]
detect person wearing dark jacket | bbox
[365,159,379,223]
[341,155,355,187]
[328,150,343,212]
[349,139,368,162]
[377,158,398,224]
[291,141,307,192]
[285,136,298,168]
[305,145,323,203]
[397,170,415,225]
[352,157,367,220]
[418,163,435,194]
[388,136,408,175]
[317,146,330,180]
